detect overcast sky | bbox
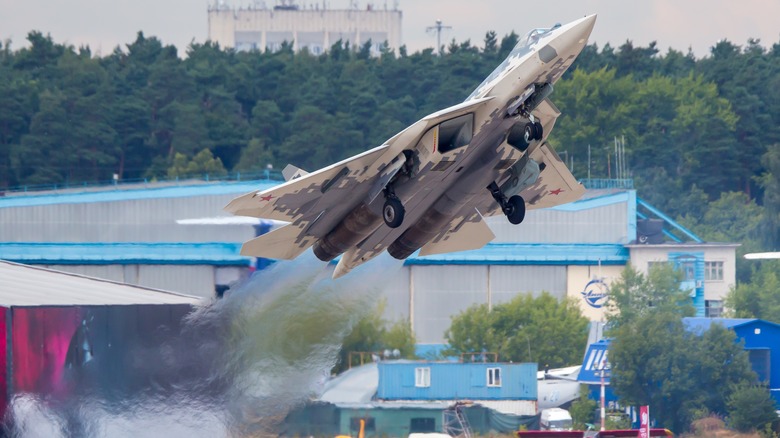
[1,0,778,58]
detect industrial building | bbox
[0,178,738,345]
[285,360,539,436]
[0,261,201,420]
[208,1,402,55]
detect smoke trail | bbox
[7,252,404,437]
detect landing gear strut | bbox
[488,182,526,225]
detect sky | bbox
[0,0,778,58]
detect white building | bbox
[208,2,403,55]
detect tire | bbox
[523,123,535,144]
[505,195,526,225]
[533,122,544,140]
[383,197,405,228]
[507,123,530,152]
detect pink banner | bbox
[638,405,649,438]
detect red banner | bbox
[638,405,649,438]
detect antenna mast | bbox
[426,19,452,55]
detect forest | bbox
[1,30,780,258]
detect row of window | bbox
[647,260,724,281]
[415,367,502,387]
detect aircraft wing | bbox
[521,141,586,209]
[226,96,497,248]
[419,208,495,257]
[224,144,390,223]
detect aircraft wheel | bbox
[383,197,405,228]
[533,122,544,140]
[523,123,535,143]
[505,195,526,225]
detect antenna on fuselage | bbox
[426,19,452,55]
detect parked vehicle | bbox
[540,408,573,431]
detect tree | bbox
[569,387,597,429]
[166,149,226,179]
[334,300,416,374]
[726,384,778,433]
[726,260,780,322]
[445,292,589,367]
[605,263,694,330]
[608,266,756,432]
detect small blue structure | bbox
[377,361,537,401]
[684,317,780,405]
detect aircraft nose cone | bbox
[552,14,597,56]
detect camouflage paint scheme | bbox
[226,15,597,278]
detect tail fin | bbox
[282,164,309,181]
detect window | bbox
[415,367,430,387]
[705,261,724,281]
[706,300,723,318]
[410,418,436,433]
[487,367,502,387]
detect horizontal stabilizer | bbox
[282,164,309,181]
[419,211,495,257]
[240,224,315,260]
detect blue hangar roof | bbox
[406,243,628,265]
[0,242,251,266]
[0,180,280,208]
[0,242,628,267]
[683,317,780,333]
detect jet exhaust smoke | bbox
[6,252,403,437]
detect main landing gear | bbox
[383,187,405,228]
[488,181,526,225]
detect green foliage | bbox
[167,149,226,179]
[4,30,780,276]
[726,384,778,433]
[605,264,694,329]
[334,299,416,374]
[569,386,597,430]
[726,260,780,322]
[444,292,589,367]
[608,265,757,433]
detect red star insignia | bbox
[259,194,275,202]
[550,188,564,195]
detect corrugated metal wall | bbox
[487,202,628,244]
[44,264,217,298]
[489,265,567,305]
[377,362,537,400]
[411,265,487,345]
[0,195,256,242]
[401,265,567,344]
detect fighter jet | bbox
[226,14,597,278]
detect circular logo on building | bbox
[581,279,609,308]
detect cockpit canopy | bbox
[515,24,562,52]
[465,22,561,101]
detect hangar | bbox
[0,178,738,346]
[0,260,200,420]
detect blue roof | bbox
[0,180,281,208]
[0,242,251,266]
[549,189,632,212]
[683,317,764,332]
[406,243,628,265]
